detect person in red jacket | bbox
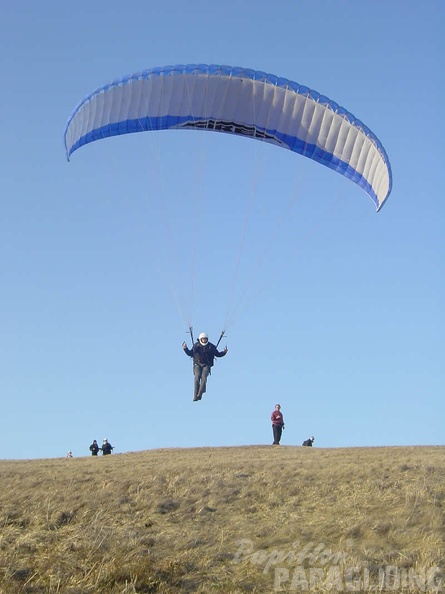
[182,332,228,401]
[271,404,285,445]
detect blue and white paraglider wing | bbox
[64,64,392,210]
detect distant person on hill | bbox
[182,332,228,401]
[66,451,73,458]
[302,437,315,447]
[101,438,114,455]
[89,440,100,456]
[271,404,285,445]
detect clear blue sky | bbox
[1,0,443,459]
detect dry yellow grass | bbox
[0,445,444,593]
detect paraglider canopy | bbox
[64,64,392,211]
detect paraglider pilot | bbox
[182,332,228,401]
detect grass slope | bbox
[0,446,444,593]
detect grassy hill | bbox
[0,445,444,593]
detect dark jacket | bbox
[302,438,314,447]
[89,441,100,456]
[101,442,114,455]
[184,341,227,367]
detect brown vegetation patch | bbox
[0,446,443,592]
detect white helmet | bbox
[198,332,208,345]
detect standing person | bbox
[101,438,114,455]
[271,404,285,445]
[182,332,228,401]
[66,451,73,458]
[89,440,100,456]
